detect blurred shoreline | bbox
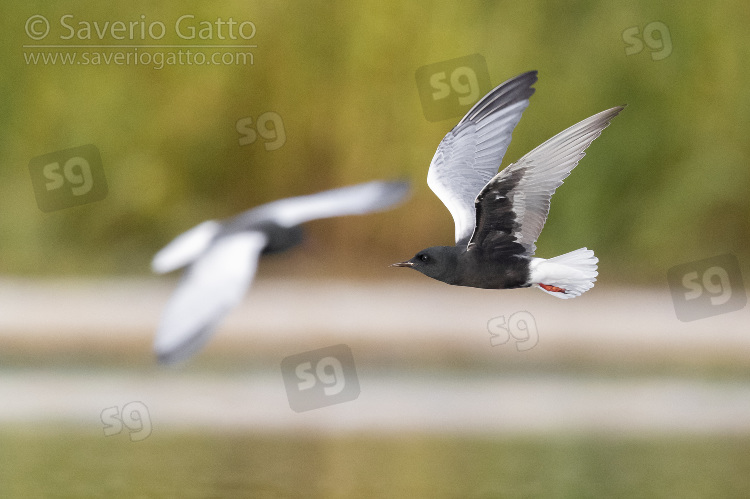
[1,276,748,370]
[2,276,750,434]
[3,370,750,435]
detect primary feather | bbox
[469,106,624,255]
[427,71,538,246]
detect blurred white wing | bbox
[254,180,410,228]
[427,71,537,245]
[470,106,624,255]
[154,231,267,364]
[151,220,222,274]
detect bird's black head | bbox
[391,246,459,283]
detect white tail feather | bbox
[529,248,598,299]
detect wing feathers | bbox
[151,220,221,274]
[154,231,268,364]
[427,71,538,245]
[458,71,538,126]
[469,106,624,255]
[245,180,409,229]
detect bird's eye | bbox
[420,254,429,262]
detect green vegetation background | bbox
[1,1,748,282]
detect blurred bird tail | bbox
[529,248,598,299]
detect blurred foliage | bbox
[3,430,750,496]
[0,0,748,282]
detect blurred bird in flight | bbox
[153,180,409,364]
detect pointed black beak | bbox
[390,261,414,268]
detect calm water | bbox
[2,368,750,497]
[2,430,750,497]
[3,280,750,496]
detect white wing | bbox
[151,220,222,274]
[154,231,268,364]
[426,71,537,245]
[247,180,410,228]
[470,106,624,255]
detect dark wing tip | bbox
[156,345,187,366]
[591,105,626,129]
[385,179,411,195]
[457,70,539,127]
[565,106,625,140]
[154,321,220,366]
[155,344,199,366]
[515,70,539,86]
[156,350,182,366]
[369,179,411,210]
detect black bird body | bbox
[222,218,305,255]
[394,70,622,298]
[399,246,531,289]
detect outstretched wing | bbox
[468,106,624,256]
[426,71,538,246]
[224,180,410,230]
[153,231,268,364]
[151,220,222,274]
